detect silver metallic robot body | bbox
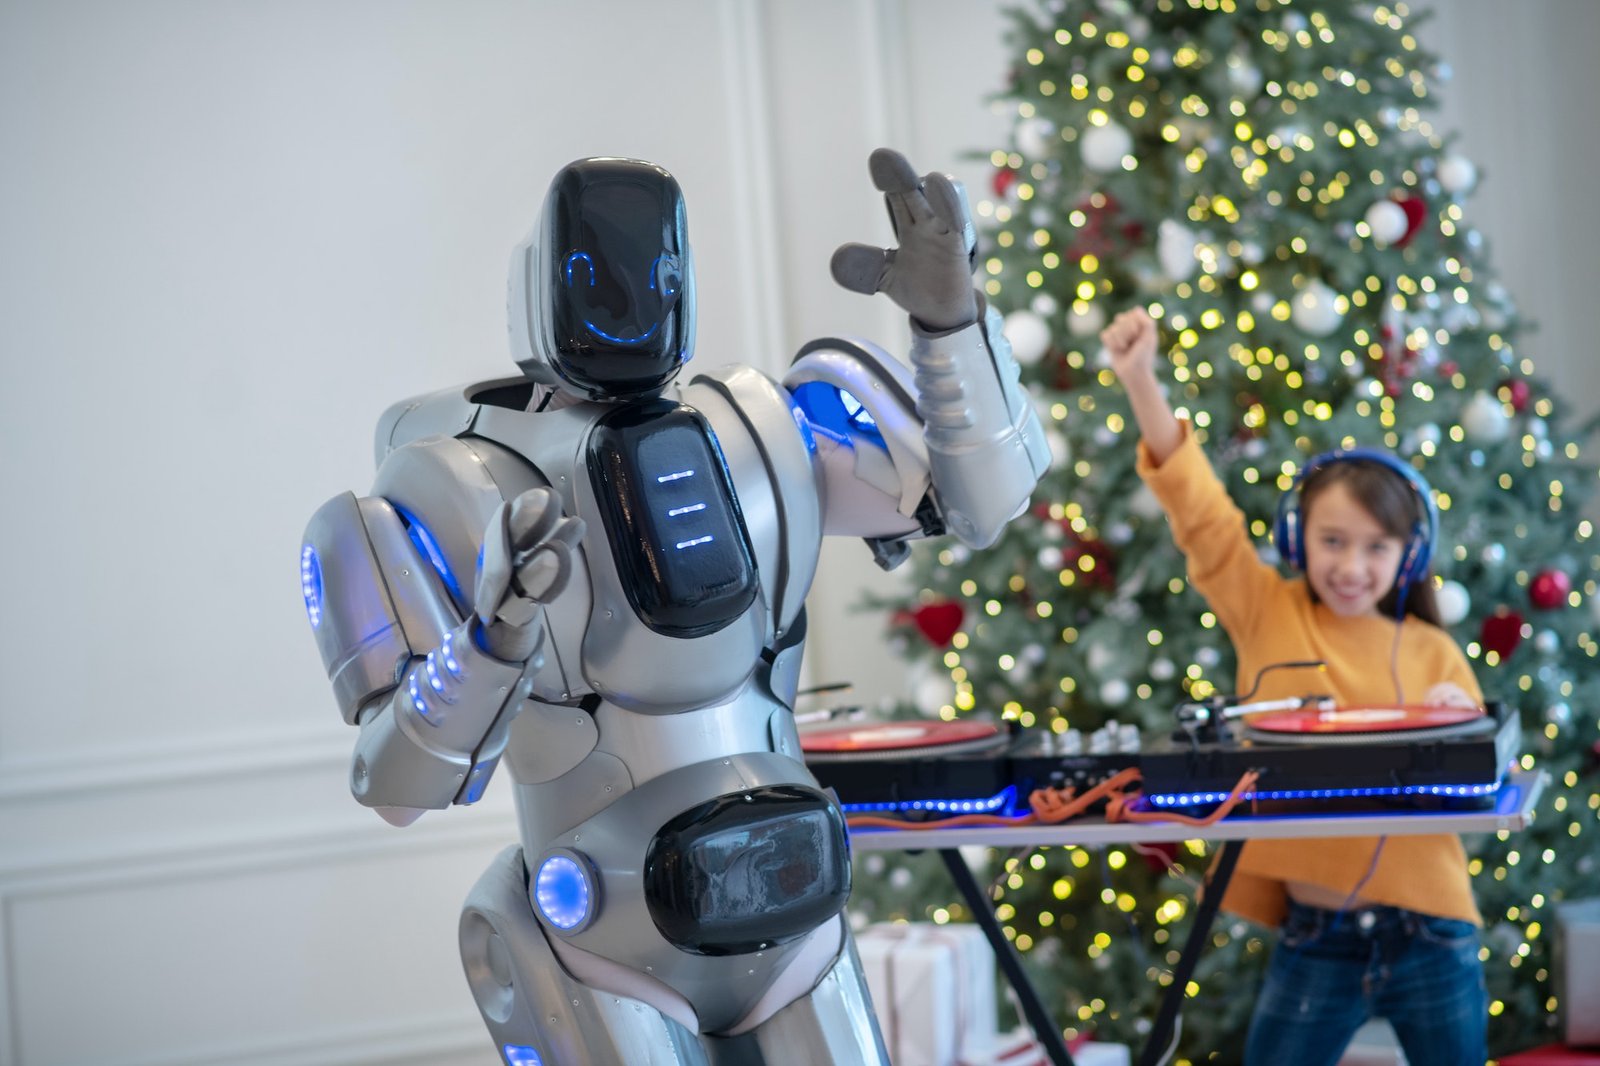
[302,153,1047,1065]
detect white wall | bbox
[0,2,1593,1064]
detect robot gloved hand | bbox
[474,488,585,663]
[830,148,978,333]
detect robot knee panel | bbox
[460,847,711,1066]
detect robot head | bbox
[509,158,696,400]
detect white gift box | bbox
[858,922,999,1066]
[960,1028,1130,1066]
[1554,897,1600,1047]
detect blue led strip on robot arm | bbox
[390,503,464,603]
[300,544,323,629]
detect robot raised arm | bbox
[788,149,1049,565]
[301,436,581,824]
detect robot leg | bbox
[705,926,891,1066]
[460,845,711,1066]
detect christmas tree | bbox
[847,0,1600,1059]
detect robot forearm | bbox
[909,299,1049,548]
[351,616,537,812]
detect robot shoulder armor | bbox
[371,434,548,610]
[373,376,532,468]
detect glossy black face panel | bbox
[588,400,759,638]
[643,786,851,956]
[546,159,690,398]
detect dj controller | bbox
[801,701,1522,819]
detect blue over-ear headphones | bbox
[1273,447,1439,598]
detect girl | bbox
[1101,307,1488,1066]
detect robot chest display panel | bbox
[587,399,759,638]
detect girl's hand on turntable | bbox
[1422,682,1478,709]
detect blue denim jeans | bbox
[1244,900,1488,1066]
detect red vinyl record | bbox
[1247,703,1485,735]
[799,718,1001,754]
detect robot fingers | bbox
[511,514,584,604]
[830,242,892,297]
[921,171,977,260]
[505,487,567,551]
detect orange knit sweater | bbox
[1137,423,1483,928]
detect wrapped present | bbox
[858,922,998,1066]
[960,1028,1129,1066]
[1498,1045,1600,1065]
[1553,898,1600,1047]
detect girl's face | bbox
[1302,481,1407,618]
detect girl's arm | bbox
[1103,308,1280,642]
[1103,309,1181,465]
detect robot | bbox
[300,149,1048,1065]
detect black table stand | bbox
[937,840,1245,1066]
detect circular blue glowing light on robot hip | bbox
[534,852,595,931]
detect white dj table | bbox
[848,770,1548,1066]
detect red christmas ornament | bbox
[1394,194,1428,247]
[1478,608,1524,659]
[898,600,966,647]
[1060,531,1118,590]
[991,166,1019,200]
[1139,840,1181,874]
[1064,193,1144,259]
[1529,570,1572,611]
[1499,379,1531,412]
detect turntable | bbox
[1139,699,1520,811]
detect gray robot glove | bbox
[830,148,979,333]
[475,488,585,663]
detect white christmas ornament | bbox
[1461,391,1512,443]
[1130,484,1164,520]
[1195,646,1221,668]
[1003,308,1052,364]
[1240,241,1265,266]
[1017,117,1057,159]
[1535,630,1561,656]
[1440,302,1480,334]
[1047,429,1071,467]
[1067,302,1107,337]
[1226,53,1264,96]
[1100,678,1131,706]
[1438,155,1478,196]
[1364,200,1409,246]
[1157,220,1198,281]
[1038,545,1064,570]
[1080,121,1133,171]
[1150,658,1176,681]
[911,669,955,717]
[1291,280,1343,336]
[1436,580,1471,626]
[1031,292,1060,316]
[1087,642,1115,673]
